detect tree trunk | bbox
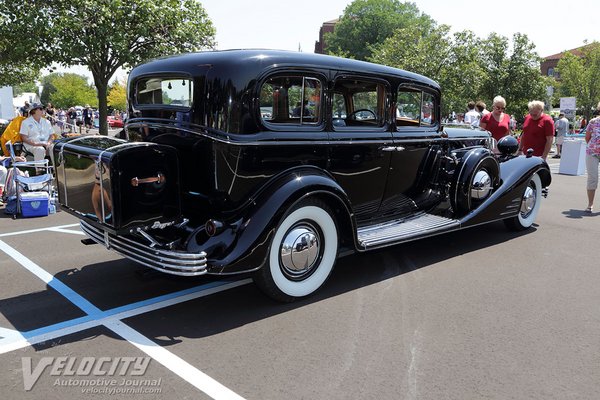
[95,80,109,136]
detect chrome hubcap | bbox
[471,170,492,200]
[280,224,320,279]
[520,185,536,217]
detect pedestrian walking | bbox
[553,113,569,158]
[584,103,600,213]
[83,105,93,133]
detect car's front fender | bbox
[460,155,551,227]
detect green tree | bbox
[438,30,486,116]
[48,73,98,109]
[40,73,61,105]
[13,81,40,97]
[1,0,215,135]
[479,33,547,118]
[0,6,45,86]
[370,26,485,116]
[107,80,127,112]
[325,0,435,61]
[556,43,600,120]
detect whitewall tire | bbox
[504,173,542,231]
[254,199,338,302]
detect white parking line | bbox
[107,320,246,400]
[0,279,251,354]
[0,327,25,342]
[0,237,248,400]
[46,227,86,236]
[0,223,80,238]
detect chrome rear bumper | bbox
[80,220,208,276]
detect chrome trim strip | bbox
[81,221,208,276]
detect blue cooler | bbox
[20,192,50,218]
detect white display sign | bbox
[560,97,576,118]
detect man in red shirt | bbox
[519,100,554,160]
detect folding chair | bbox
[4,141,54,219]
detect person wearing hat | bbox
[19,103,54,162]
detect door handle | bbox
[131,173,165,187]
[381,146,405,152]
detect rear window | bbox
[135,77,194,108]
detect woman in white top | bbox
[19,103,54,162]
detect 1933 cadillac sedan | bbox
[51,50,551,302]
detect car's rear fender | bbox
[187,166,354,274]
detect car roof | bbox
[129,49,440,90]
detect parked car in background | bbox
[107,115,124,128]
[52,50,552,302]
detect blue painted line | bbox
[46,277,103,316]
[99,280,233,318]
[18,279,237,340]
[21,315,97,339]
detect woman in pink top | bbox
[479,96,511,142]
[585,102,600,213]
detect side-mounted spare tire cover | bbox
[450,148,500,217]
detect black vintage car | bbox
[52,50,551,302]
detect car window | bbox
[396,88,437,127]
[421,92,435,126]
[396,90,421,126]
[135,77,193,108]
[259,76,322,125]
[332,78,386,129]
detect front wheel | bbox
[253,199,338,302]
[504,173,542,231]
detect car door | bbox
[381,86,443,218]
[327,75,394,225]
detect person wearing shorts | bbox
[584,103,600,213]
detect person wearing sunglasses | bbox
[479,96,511,143]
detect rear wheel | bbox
[253,199,338,302]
[504,173,542,231]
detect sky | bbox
[59,0,599,84]
[200,0,598,57]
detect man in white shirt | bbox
[463,101,481,127]
[19,103,54,162]
[553,113,569,158]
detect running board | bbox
[357,212,460,249]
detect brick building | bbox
[314,19,338,54]
[541,44,597,79]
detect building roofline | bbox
[543,43,599,60]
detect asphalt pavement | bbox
[1,158,599,399]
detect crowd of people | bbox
[19,101,126,135]
[446,95,599,213]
